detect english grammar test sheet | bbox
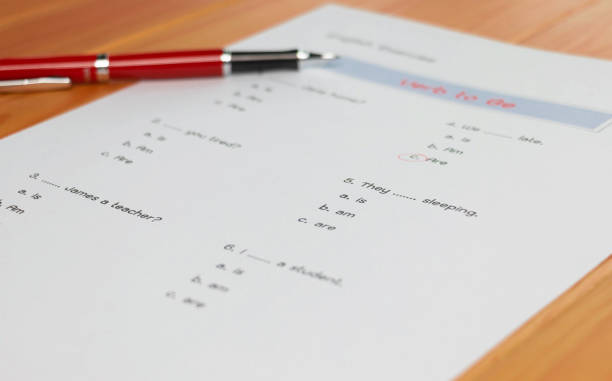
[2,4,612,380]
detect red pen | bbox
[0,49,337,92]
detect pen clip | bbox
[0,77,72,93]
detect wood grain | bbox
[1,1,612,379]
[523,0,612,59]
[459,255,612,381]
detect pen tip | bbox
[298,50,339,60]
[321,52,338,60]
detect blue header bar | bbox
[326,57,612,130]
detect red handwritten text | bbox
[400,79,516,109]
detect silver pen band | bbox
[220,52,231,76]
[94,53,110,82]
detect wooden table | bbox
[2,1,612,379]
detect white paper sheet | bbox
[2,5,612,380]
